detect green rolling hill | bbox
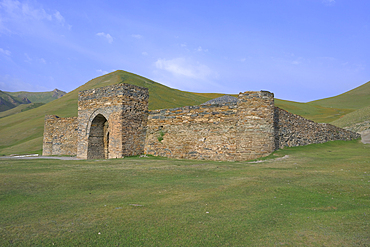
[308,81,370,110]
[331,105,370,132]
[274,81,370,125]
[0,70,225,155]
[0,70,369,155]
[6,89,66,104]
[0,90,30,112]
[305,81,370,131]
[0,103,45,119]
[274,99,354,123]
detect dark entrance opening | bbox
[87,114,109,159]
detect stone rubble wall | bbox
[274,107,361,149]
[145,102,239,161]
[144,91,276,161]
[42,115,78,156]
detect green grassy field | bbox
[1,139,369,246]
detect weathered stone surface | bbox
[201,95,238,105]
[43,83,148,159]
[144,91,276,161]
[43,85,360,161]
[274,107,360,148]
[77,83,149,159]
[145,102,238,161]
[236,91,275,160]
[42,115,78,156]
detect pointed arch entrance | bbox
[87,114,109,159]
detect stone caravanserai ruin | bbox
[43,83,360,161]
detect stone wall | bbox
[77,83,148,159]
[43,84,360,161]
[145,102,239,161]
[42,115,78,156]
[274,107,360,149]
[144,91,275,161]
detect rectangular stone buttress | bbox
[235,91,275,160]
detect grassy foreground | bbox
[0,140,369,246]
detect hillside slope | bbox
[308,81,370,110]
[6,89,66,104]
[331,105,370,132]
[0,103,45,119]
[274,99,354,123]
[0,90,30,112]
[0,70,224,155]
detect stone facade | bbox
[42,83,360,160]
[77,83,149,159]
[42,115,78,156]
[145,91,276,161]
[145,102,239,161]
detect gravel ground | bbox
[201,95,237,105]
[360,130,370,144]
[0,155,81,160]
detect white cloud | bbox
[196,46,208,52]
[96,32,113,43]
[322,0,335,6]
[142,52,148,56]
[97,69,109,75]
[0,0,20,14]
[292,57,304,65]
[0,0,64,21]
[240,58,246,62]
[155,57,215,80]
[20,1,51,20]
[0,48,11,56]
[24,53,32,62]
[0,0,67,33]
[0,74,47,91]
[131,34,142,39]
[53,11,65,25]
[24,53,46,64]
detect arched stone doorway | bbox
[87,114,109,159]
[76,83,149,159]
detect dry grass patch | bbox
[0,140,369,246]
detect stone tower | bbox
[235,91,275,160]
[76,83,149,159]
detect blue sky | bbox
[1,0,370,102]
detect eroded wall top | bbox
[78,83,149,102]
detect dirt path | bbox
[0,155,81,160]
[360,130,370,144]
